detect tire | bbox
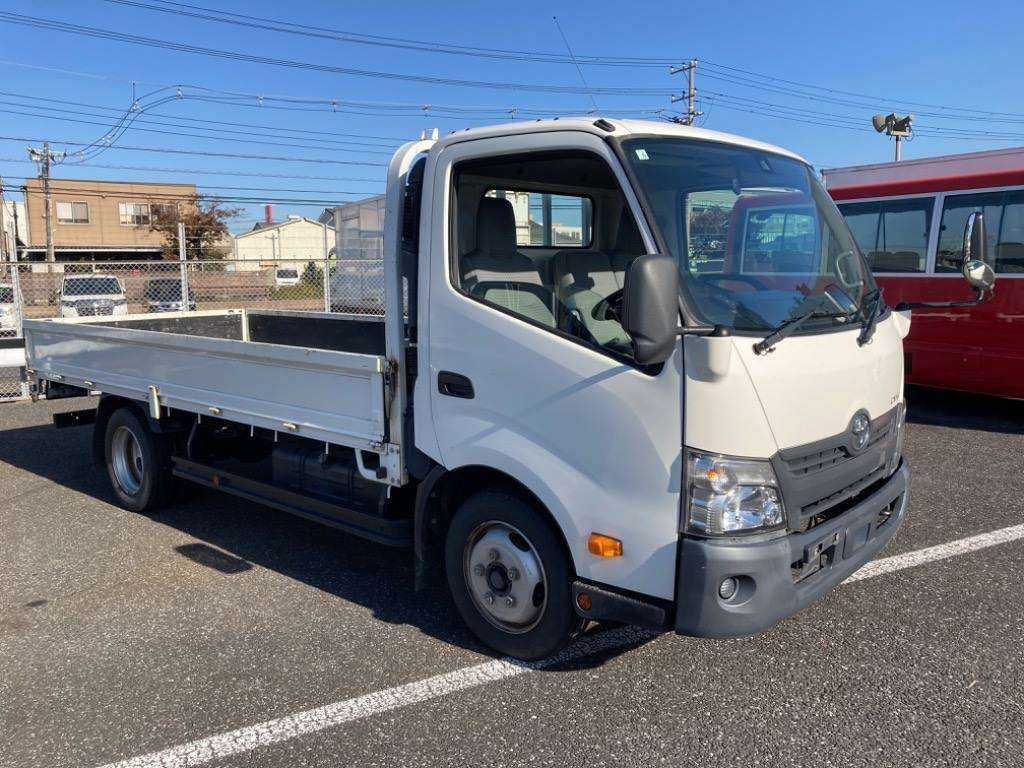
[103,407,176,513]
[445,491,582,660]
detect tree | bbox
[150,195,241,260]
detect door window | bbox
[453,151,643,360]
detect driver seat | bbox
[552,249,631,349]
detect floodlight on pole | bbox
[871,113,913,161]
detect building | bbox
[232,215,336,270]
[21,178,198,261]
[324,195,386,261]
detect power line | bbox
[96,1,1024,122]
[0,104,399,156]
[99,0,677,68]
[0,134,387,166]
[0,183,355,205]
[1,182,376,198]
[699,59,1024,120]
[0,12,676,97]
[0,156,384,181]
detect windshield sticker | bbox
[635,148,649,160]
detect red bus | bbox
[824,147,1024,399]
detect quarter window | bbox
[937,189,1024,274]
[837,197,933,272]
[55,201,89,224]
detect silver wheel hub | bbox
[465,523,546,632]
[111,425,144,496]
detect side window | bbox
[453,151,643,360]
[938,189,1024,274]
[485,190,592,248]
[838,197,932,272]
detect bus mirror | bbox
[622,254,680,365]
[961,212,995,294]
[962,259,995,294]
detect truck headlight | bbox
[685,450,785,535]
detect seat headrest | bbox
[476,197,519,255]
[614,207,645,255]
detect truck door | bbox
[421,131,684,601]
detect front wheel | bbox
[445,491,582,660]
[103,407,176,513]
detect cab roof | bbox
[434,118,808,165]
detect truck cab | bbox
[26,119,993,659]
[411,119,912,650]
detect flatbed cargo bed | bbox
[23,309,401,480]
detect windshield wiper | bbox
[752,294,849,355]
[857,288,885,347]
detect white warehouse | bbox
[233,215,336,271]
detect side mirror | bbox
[622,254,680,365]
[962,211,995,294]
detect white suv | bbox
[58,274,128,318]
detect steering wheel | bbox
[698,273,770,291]
[591,288,624,322]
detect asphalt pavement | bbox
[1,387,1022,768]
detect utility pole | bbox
[0,175,8,264]
[670,59,702,125]
[27,142,63,263]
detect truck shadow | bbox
[0,417,654,667]
[906,385,1024,435]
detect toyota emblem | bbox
[850,412,871,452]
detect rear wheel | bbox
[103,407,176,512]
[445,491,581,660]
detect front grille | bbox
[773,406,899,527]
[782,413,893,477]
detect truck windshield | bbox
[622,138,874,331]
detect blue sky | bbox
[2,0,1022,230]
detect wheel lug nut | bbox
[473,564,485,576]
[488,548,500,562]
[505,595,516,607]
[507,567,520,581]
[483,592,494,604]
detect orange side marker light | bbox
[588,533,623,558]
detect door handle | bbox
[438,371,474,399]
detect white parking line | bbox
[98,523,1024,768]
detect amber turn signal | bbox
[587,533,623,558]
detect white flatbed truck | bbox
[23,119,994,659]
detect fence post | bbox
[10,259,23,338]
[177,222,189,312]
[322,222,331,312]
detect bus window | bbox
[741,207,815,273]
[837,197,932,272]
[938,189,1024,273]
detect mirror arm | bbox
[895,287,992,311]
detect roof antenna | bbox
[552,16,599,115]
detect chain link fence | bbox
[8,257,385,320]
[0,218,393,400]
